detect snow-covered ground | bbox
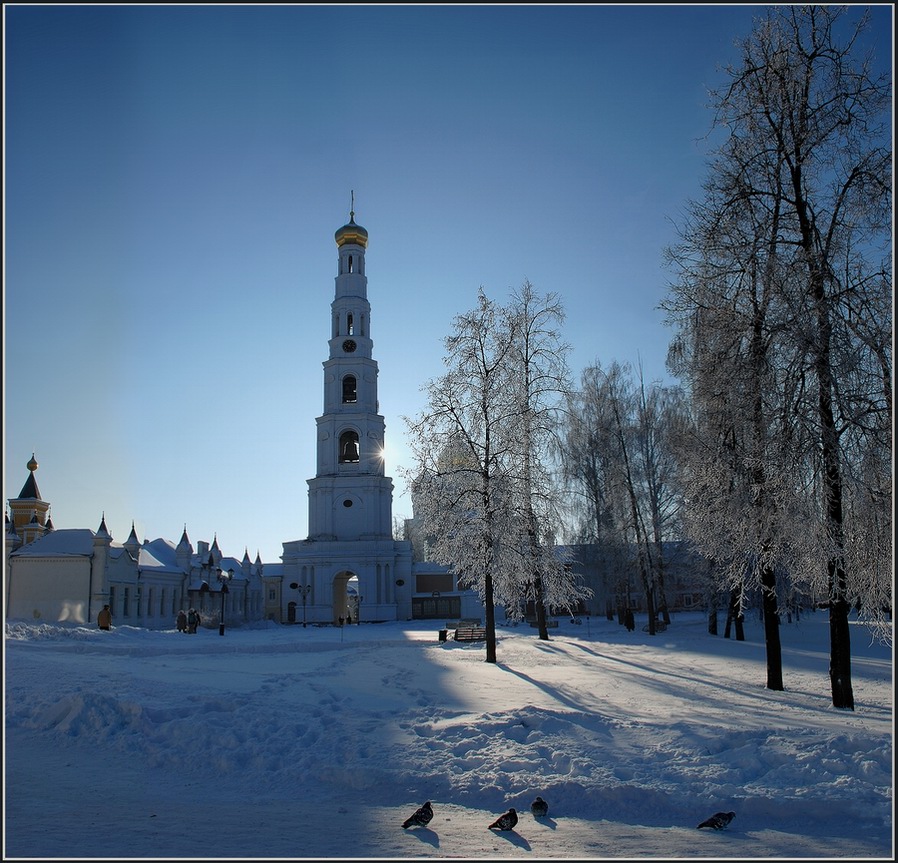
[4,611,893,860]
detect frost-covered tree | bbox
[404,287,588,662]
[506,280,586,640]
[663,6,891,707]
[562,362,682,635]
[632,363,687,627]
[404,292,513,663]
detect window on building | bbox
[342,375,357,403]
[347,313,354,334]
[416,573,455,593]
[123,588,130,617]
[268,589,276,601]
[412,597,461,619]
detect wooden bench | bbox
[454,626,487,642]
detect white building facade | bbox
[279,209,416,623]
[5,209,485,629]
[5,456,265,629]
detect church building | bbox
[5,207,483,628]
[276,206,480,625]
[5,455,266,628]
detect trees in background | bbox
[399,7,890,701]
[662,6,891,707]
[561,361,686,635]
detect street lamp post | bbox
[290,583,312,627]
[199,564,232,635]
[217,569,233,636]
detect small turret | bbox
[124,521,141,558]
[176,525,193,569]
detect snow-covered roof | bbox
[138,538,183,573]
[9,528,98,558]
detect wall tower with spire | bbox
[8,454,51,546]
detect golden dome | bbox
[335,212,368,248]
[27,454,38,472]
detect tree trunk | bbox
[760,564,783,690]
[534,573,549,641]
[829,594,854,709]
[787,71,856,706]
[724,585,745,641]
[643,573,657,636]
[484,567,497,664]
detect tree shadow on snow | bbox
[406,826,439,849]
[498,664,596,713]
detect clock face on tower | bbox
[342,339,357,353]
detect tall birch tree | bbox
[404,286,587,662]
[664,6,891,707]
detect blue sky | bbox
[4,4,892,564]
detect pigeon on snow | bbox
[697,811,735,830]
[488,808,519,831]
[402,801,434,829]
[531,796,549,817]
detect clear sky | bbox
[4,4,892,564]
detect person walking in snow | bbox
[97,604,112,631]
[187,608,201,634]
[176,610,188,633]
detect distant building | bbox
[5,210,484,629]
[5,455,265,628]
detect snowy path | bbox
[4,613,892,859]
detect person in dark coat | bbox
[176,610,188,633]
[97,604,112,631]
[187,608,201,634]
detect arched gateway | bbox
[279,204,413,623]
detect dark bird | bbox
[697,811,735,830]
[531,796,549,817]
[488,808,518,831]
[402,801,434,829]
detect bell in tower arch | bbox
[339,431,360,463]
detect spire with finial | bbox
[96,512,111,539]
[334,192,368,248]
[18,453,42,500]
[125,521,140,554]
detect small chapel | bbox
[5,206,483,628]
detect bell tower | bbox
[281,201,412,624]
[307,202,392,540]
